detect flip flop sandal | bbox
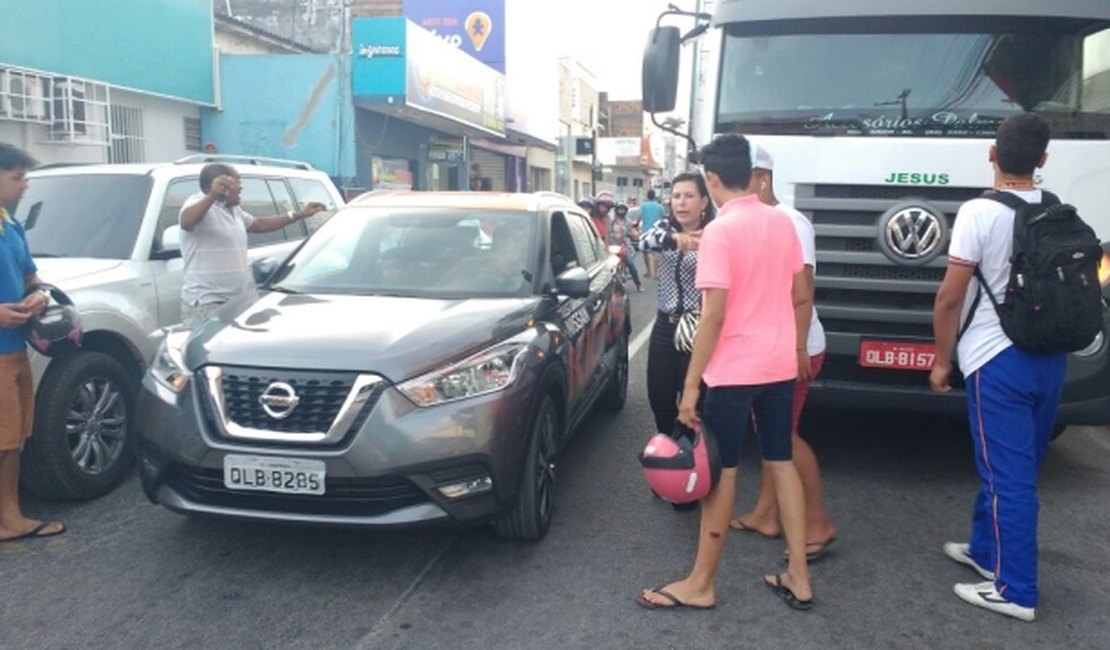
[0,521,66,543]
[763,574,814,611]
[782,537,837,564]
[729,518,782,540]
[635,586,716,611]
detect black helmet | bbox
[24,284,82,357]
[615,202,629,216]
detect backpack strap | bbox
[957,266,1001,341]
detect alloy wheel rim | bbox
[66,377,127,474]
[535,405,557,524]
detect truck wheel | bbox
[600,331,629,411]
[21,352,138,500]
[493,395,560,541]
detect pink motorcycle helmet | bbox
[640,424,721,504]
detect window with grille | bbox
[109,105,144,163]
[184,117,202,151]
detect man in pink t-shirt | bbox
[638,134,814,613]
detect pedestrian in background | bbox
[0,143,63,543]
[592,190,616,241]
[931,114,1066,622]
[639,134,812,612]
[178,163,325,328]
[730,145,837,562]
[639,189,665,279]
[609,202,643,292]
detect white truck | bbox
[643,0,1110,428]
[13,156,344,500]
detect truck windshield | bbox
[716,20,1110,139]
[14,174,152,260]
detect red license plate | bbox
[859,341,937,371]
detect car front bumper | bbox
[136,370,537,528]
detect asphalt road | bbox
[5,279,1110,649]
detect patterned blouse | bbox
[637,219,701,315]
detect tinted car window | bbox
[288,178,339,234]
[566,214,600,269]
[273,209,536,297]
[17,174,152,260]
[239,177,285,247]
[267,179,307,240]
[155,178,198,253]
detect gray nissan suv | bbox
[136,191,630,540]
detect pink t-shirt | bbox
[696,194,803,386]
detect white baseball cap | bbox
[752,144,774,171]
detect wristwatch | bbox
[285,210,297,222]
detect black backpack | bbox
[961,190,1104,354]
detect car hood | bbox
[33,258,125,287]
[188,291,543,381]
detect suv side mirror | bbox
[554,266,591,298]
[642,26,681,113]
[155,225,182,260]
[252,256,281,285]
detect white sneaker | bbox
[953,581,1036,622]
[943,542,996,581]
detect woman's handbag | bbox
[673,309,701,354]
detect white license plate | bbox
[223,454,326,496]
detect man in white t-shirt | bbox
[178,163,325,327]
[728,145,838,561]
[931,114,1066,622]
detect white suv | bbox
[12,155,345,500]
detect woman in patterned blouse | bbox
[636,172,716,438]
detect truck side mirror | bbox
[642,26,681,113]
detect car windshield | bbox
[270,208,538,298]
[716,18,1110,138]
[15,174,153,259]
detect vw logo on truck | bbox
[877,203,949,265]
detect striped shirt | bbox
[637,219,700,315]
[179,194,256,306]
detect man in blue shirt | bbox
[639,189,665,279]
[0,143,63,543]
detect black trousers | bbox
[646,315,691,433]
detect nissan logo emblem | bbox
[259,382,300,420]
[877,203,949,265]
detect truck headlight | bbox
[398,334,535,407]
[150,329,192,392]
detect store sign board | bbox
[404,0,506,73]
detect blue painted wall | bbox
[0,0,215,104]
[202,54,356,184]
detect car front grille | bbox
[198,367,386,445]
[165,465,430,517]
[797,183,975,340]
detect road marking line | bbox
[629,318,654,360]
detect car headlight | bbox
[398,334,536,407]
[150,329,192,392]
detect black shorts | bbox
[702,380,795,467]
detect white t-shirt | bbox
[778,204,827,356]
[949,189,1043,376]
[179,193,257,306]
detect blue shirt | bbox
[639,200,664,231]
[0,211,36,353]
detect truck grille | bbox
[798,183,975,340]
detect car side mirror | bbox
[554,266,591,298]
[155,225,182,260]
[252,256,281,285]
[642,26,681,113]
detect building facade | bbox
[0,0,215,165]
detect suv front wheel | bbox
[21,352,137,500]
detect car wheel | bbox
[20,352,138,500]
[600,330,629,411]
[493,395,560,541]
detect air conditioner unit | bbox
[1,69,50,122]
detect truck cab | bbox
[646,0,1110,426]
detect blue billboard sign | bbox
[403,0,506,74]
[351,17,408,100]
